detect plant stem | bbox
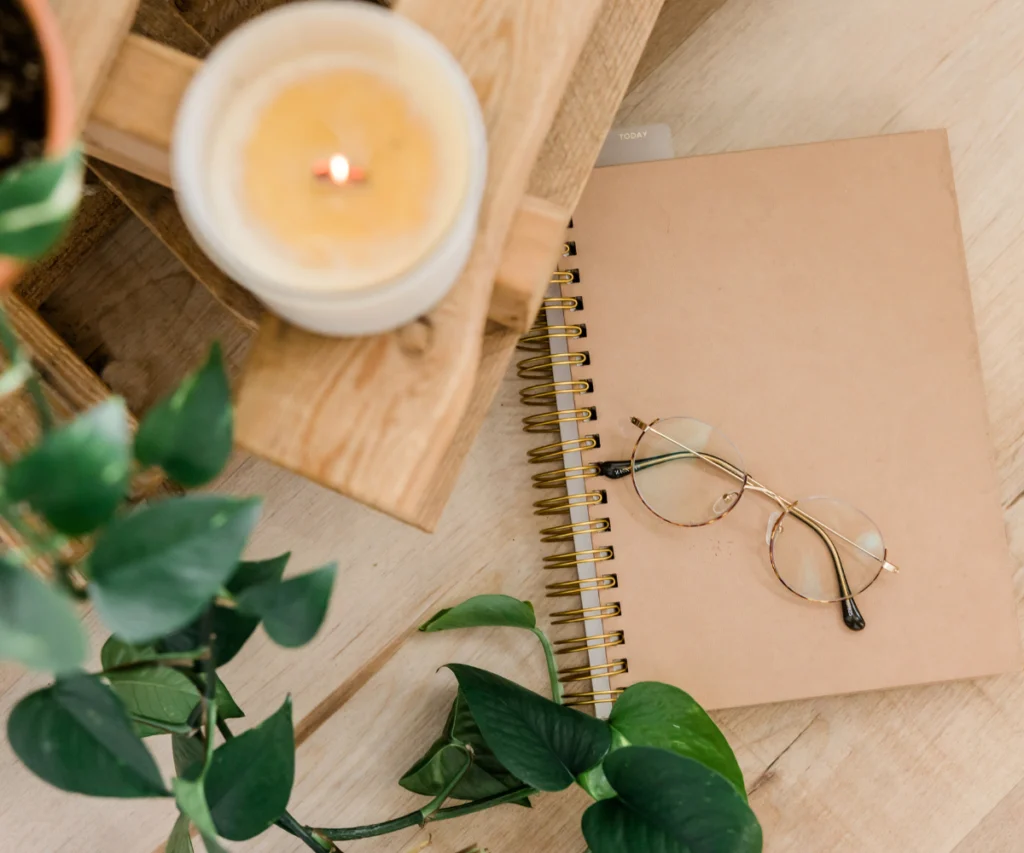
[313,786,538,841]
[532,627,563,704]
[53,559,88,600]
[418,749,472,822]
[25,375,53,432]
[216,717,338,852]
[216,717,234,742]
[277,811,339,852]
[193,619,329,853]
[200,609,218,767]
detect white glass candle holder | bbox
[172,1,487,336]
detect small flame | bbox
[313,154,365,185]
[327,154,350,184]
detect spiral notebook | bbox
[520,128,1021,713]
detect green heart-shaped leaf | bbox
[0,145,83,259]
[135,343,233,488]
[236,563,336,648]
[0,556,86,674]
[100,636,208,670]
[582,747,762,853]
[159,555,291,667]
[159,606,257,668]
[419,595,537,632]
[166,812,195,853]
[106,666,201,733]
[204,697,295,840]
[400,691,529,804]
[7,673,168,797]
[5,398,131,536]
[87,496,261,643]
[446,664,610,792]
[174,777,228,853]
[212,678,244,720]
[609,682,746,799]
[130,716,194,737]
[226,553,290,595]
[172,733,206,779]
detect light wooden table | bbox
[4,1,1024,851]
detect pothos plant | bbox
[0,311,762,853]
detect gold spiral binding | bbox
[559,659,628,683]
[522,408,594,433]
[528,436,598,464]
[554,631,624,654]
[532,491,605,515]
[546,575,618,597]
[520,242,625,710]
[520,379,592,406]
[541,295,581,312]
[551,603,622,625]
[564,688,625,708]
[517,324,585,352]
[542,547,614,569]
[532,464,601,488]
[517,351,588,380]
[539,518,610,541]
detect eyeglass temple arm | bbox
[597,428,866,632]
[786,504,865,631]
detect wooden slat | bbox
[90,162,262,330]
[83,35,200,186]
[175,0,392,44]
[50,0,140,129]
[90,1,262,331]
[416,0,668,530]
[132,0,210,56]
[0,294,168,495]
[489,195,570,331]
[234,0,603,529]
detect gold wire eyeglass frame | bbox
[601,417,900,632]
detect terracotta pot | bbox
[0,0,77,291]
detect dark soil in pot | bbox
[0,0,47,171]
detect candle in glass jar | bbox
[173,2,487,336]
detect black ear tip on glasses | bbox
[842,598,866,631]
[596,460,631,479]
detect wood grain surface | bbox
[5,1,1024,852]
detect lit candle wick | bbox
[312,154,367,185]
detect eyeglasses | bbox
[596,416,900,632]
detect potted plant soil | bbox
[0,0,81,289]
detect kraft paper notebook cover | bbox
[522,129,1021,712]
